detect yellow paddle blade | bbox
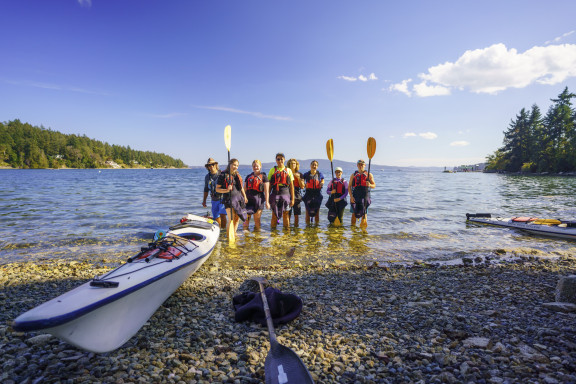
[326,139,334,161]
[367,137,376,159]
[360,216,368,228]
[334,216,341,226]
[228,221,235,243]
[224,125,232,151]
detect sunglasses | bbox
[276,158,284,161]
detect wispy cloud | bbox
[390,43,576,97]
[2,78,106,95]
[338,73,378,82]
[545,30,575,45]
[195,105,292,121]
[403,132,438,140]
[78,0,92,8]
[450,141,470,147]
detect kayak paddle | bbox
[251,276,314,384]
[325,139,341,226]
[361,137,376,228]
[224,125,235,243]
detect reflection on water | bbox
[2,169,576,267]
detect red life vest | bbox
[331,178,345,196]
[306,173,321,189]
[293,172,302,189]
[246,173,264,192]
[224,173,242,190]
[270,167,289,188]
[352,171,368,188]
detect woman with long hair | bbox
[216,158,248,237]
[287,158,304,226]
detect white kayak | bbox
[13,214,220,353]
[466,213,576,241]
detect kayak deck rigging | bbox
[91,234,200,287]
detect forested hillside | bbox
[486,87,576,173]
[0,120,186,169]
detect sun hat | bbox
[205,158,218,167]
[335,167,343,172]
[275,153,285,159]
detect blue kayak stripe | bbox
[13,241,217,332]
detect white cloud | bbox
[338,73,378,83]
[419,132,438,140]
[450,141,470,146]
[389,79,412,96]
[390,43,576,96]
[402,132,438,140]
[195,105,292,121]
[337,76,357,82]
[546,30,575,45]
[413,81,451,97]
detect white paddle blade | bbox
[224,125,232,151]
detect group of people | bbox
[202,153,376,237]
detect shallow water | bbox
[1,168,576,268]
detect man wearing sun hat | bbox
[202,158,227,228]
[349,159,376,226]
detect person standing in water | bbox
[202,158,227,229]
[325,167,348,224]
[268,153,294,228]
[216,158,248,237]
[287,158,304,227]
[302,160,324,224]
[349,159,376,226]
[243,159,270,230]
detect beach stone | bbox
[555,275,576,303]
[542,302,576,312]
[26,334,53,346]
[462,337,492,348]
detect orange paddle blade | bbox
[367,137,376,159]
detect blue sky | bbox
[2,1,576,167]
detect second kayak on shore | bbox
[466,213,576,241]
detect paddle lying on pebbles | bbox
[251,276,314,384]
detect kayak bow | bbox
[13,214,220,353]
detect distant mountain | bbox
[259,159,444,172]
[191,158,444,172]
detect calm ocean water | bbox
[1,168,576,268]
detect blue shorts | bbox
[211,200,227,219]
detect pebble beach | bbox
[2,255,576,384]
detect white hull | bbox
[13,214,219,353]
[467,214,576,241]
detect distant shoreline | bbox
[0,166,188,170]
